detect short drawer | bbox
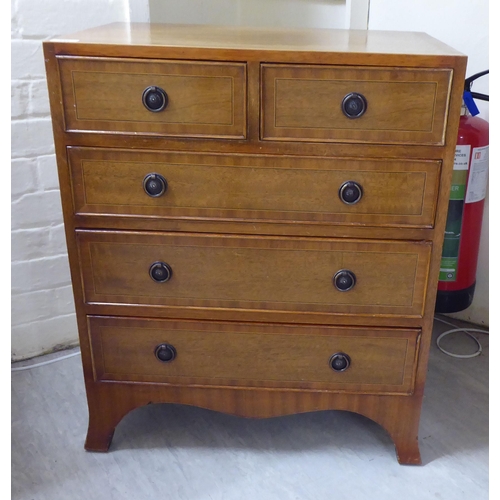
[261,64,452,145]
[69,147,440,228]
[88,316,420,395]
[77,230,431,318]
[57,56,246,138]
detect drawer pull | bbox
[155,344,177,363]
[143,173,168,197]
[142,86,169,112]
[341,92,367,118]
[149,262,172,283]
[339,181,363,205]
[333,269,356,292]
[329,352,351,372]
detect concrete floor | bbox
[11,316,488,500]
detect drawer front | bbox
[262,64,452,145]
[88,316,420,394]
[77,230,431,317]
[58,56,246,138]
[69,147,440,228]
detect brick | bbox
[11,313,79,361]
[11,254,72,294]
[11,285,75,327]
[11,0,20,38]
[11,118,55,158]
[11,39,46,80]
[37,154,60,190]
[11,81,30,119]
[29,79,51,116]
[49,224,68,255]
[12,228,48,261]
[16,0,128,38]
[11,157,38,198]
[11,190,63,230]
[11,224,67,261]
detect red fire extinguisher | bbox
[435,70,489,313]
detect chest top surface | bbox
[48,22,464,57]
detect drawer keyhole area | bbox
[143,173,168,197]
[341,92,367,118]
[339,181,363,205]
[333,269,356,292]
[142,86,169,112]
[149,262,173,283]
[329,352,351,372]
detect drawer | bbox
[88,316,420,395]
[77,230,431,317]
[57,56,246,138]
[69,147,440,228]
[261,64,452,145]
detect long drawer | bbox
[69,147,440,228]
[57,56,247,138]
[88,316,420,394]
[77,230,431,317]
[261,64,452,145]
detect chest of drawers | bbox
[44,23,466,464]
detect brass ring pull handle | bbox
[341,92,367,118]
[143,173,168,197]
[149,262,172,283]
[333,270,356,292]
[330,352,351,372]
[142,86,168,112]
[155,344,177,363]
[339,181,363,205]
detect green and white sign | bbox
[439,145,470,282]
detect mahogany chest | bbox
[44,23,466,464]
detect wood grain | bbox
[69,147,441,228]
[58,56,246,138]
[72,215,437,242]
[88,316,419,394]
[48,23,464,63]
[262,64,452,145]
[82,377,424,465]
[77,230,431,317]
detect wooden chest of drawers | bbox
[44,23,466,464]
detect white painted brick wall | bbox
[11,0,132,361]
[11,225,67,262]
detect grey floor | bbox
[12,316,488,500]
